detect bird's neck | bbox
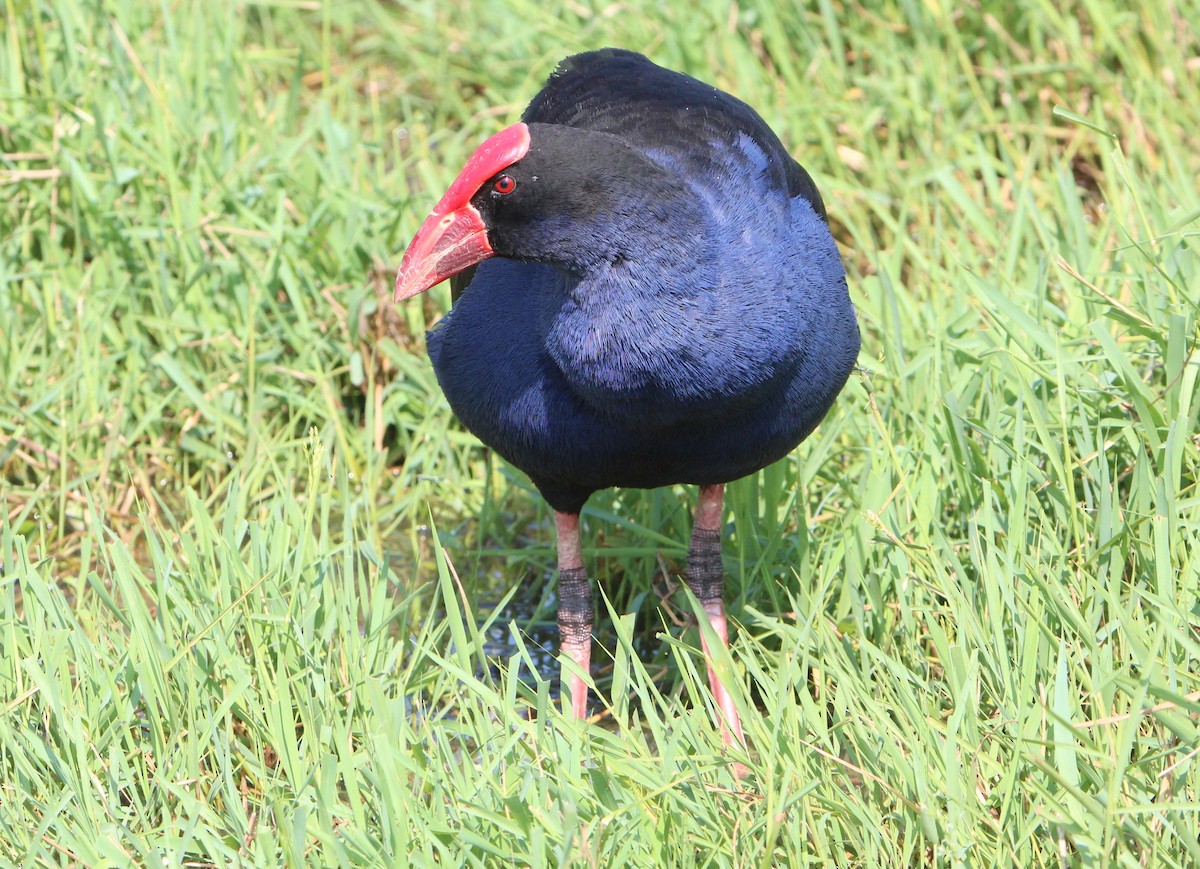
[552,178,710,281]
[548,206,719,345]
[570,220,717,302]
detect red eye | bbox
[493,174,516,195]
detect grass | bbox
[2,0,1199,865]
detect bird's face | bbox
[395,122,679,301]
[394,123,532,302]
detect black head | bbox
[395,121,695,300]
[470,123,694,273]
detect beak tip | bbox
[393,261,426,303]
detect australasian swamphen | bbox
[394,49,859,747]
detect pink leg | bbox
[555,511,592,720]
[687,484,746,748]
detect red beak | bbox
[393,205,491,301]
[394,123,532,302]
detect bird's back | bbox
[523,48,826,218]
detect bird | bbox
[394,48,859,748]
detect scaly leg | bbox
[685,484,745,748]
[555,511,592,719]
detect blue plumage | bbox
[424,50,858,513]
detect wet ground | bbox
[469,562,665,715]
